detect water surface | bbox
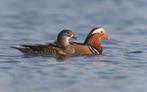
[0,0,147,92]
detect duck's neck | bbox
[57,37,69,47]
[84,35,103,54]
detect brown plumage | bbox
[12,29,76,57]
[71,27,108,55]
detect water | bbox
[0,0,147,92]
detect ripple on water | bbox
[127,51,143,53]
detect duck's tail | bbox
[11,46,30,54]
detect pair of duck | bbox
[12,27,108,57]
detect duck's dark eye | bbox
[100,31,103,33]
[65,32,69,35]
[65,32,71,37]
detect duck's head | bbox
[91,27,108,39]
[57,29,77,47]
[84,27,108,43]
[84,27,108,54]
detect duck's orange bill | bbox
[102,34,108,39]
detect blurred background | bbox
[0,0,147,92]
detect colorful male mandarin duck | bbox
[71,27,108,55]
[12,29,77,57]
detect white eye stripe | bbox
[92,28,104,34]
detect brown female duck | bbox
[12,29,77,57]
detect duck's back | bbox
[12,43,69,56]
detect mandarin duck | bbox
[12,29,77,57]
[71,27,108,55]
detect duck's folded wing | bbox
[12,44,67,56]
[70,42,100,55]
[20,43,56,51]
[71,44,99,55]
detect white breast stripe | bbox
[92,47,100,54]
[89,47,100,55]
[89,47,95,54]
